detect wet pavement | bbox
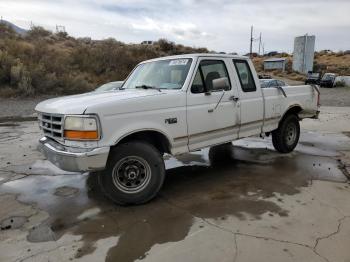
[0,107,350,262]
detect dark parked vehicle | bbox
[267,51,279,56]
[305,72,321,85]
[320,73,336,88]
[260,79,288,88]
[258,74,272,79]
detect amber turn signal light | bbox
[64,130,98,140]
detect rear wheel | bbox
[272,114,300,153]
[98,141,165,205]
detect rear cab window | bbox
[233,60,256,92]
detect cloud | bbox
[0,0,349,53]
[131,18,209,40]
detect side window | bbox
[191,70,205,93]
[233,60,256,92]
[191,60,231,93]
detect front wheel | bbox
[98,141,165,205]
[272,114,300,153]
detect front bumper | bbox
[320,81,334,87]
[38,137,110,172]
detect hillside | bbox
[0,20,27,35]
[0,23,208,97]
[1,22,349,98]
[314,51,350,76]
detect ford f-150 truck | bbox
[36,54,320,205]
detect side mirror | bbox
[212,77,230,91]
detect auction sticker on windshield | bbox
[169,59,189,66]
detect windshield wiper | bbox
[135,85,161,92]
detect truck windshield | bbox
[122,58,192,90]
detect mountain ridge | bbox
[0,19,27,35]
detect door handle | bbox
[229,96,239,102]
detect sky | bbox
[1,0,349,54]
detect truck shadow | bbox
[71,144,319,261]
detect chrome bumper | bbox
[38,137,110,172]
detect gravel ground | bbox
[272,75,350,106]
[319,86,350,106]
[0,96,53,118]
[0,86,349,118]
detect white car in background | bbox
[94,81,124,92]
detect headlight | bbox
[64,116,99,140]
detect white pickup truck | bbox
[36,54,320,205]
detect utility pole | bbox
[258,32,262,55]
[250,25,253,58]
[262,43,265,56]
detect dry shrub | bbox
[63,74,93,94]
[0,23,207,97]
[0,86,18,97]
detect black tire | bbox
[272,114,300,153]
[98,141,165,205]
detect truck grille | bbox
[38,113,64,140]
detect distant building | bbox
[264,58,287,71]
[292,35,315,74]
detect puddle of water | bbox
[0,131,348,261]
[54,186,80,197]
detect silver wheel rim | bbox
[112,156,151,194]
[285,122,297,146]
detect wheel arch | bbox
[114,129,172,154]
[280,104,303,123]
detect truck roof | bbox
[142,53,249,63]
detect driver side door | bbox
[186,58,240,150]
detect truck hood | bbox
[35,89,164,114]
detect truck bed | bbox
[262,85,319,133]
